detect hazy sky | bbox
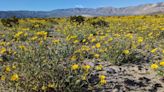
[0,0,163,11]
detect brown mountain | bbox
[0,2,163,18]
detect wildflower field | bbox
[0,15,164,92]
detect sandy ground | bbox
[84,61,164,92]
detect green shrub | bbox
[70,16,85,24]
[91,20,109,27]
[1,16,19,27]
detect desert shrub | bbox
[91,20,109,27]
[0,41,102,92]
[116,50,147,65]
[1,16,19,27]
[70,16,85,24]
[31,22,47,29]
[158,31,164,39]
[46,18,59,25]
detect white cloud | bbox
[75,5,84,8]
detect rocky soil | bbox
[85,61,164,92]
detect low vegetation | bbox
[0,15,164,91]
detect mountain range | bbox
[0,2,164,18]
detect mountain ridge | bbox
[0,2,164,18]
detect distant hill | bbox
[0,2,164,18]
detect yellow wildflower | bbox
[91,38,96,42]
[0,42,6,46]
[32,86,37,91]
[15,31,24,38]
[95,65,102,70]
[125,33,133,39]
[100,79,107,85]
[71,55,77,61]
[137,37,143,43]
[71,64,79,70]
[22,28,30,31]
[12,65,16,69]
[163,50,164,54]
[83,65,91,71]
[41,85,47,90]
[31,36,38,41]
[36,31,47,40]
[89,34,93,37]
[39,41,43,45]
[123,50,130,55]
[19,45,26,50]
[92,46,96,49]
[108,37,113,42]
[70,35,77,39]
[53,39,60,44]
[94,54,100,58]
[36,31,47,36]
[34,24,39,28]
[11,74,19,81]
[82,39,86,43]
[24,33,28,37]
[151,64,158,70]
[151,48,158,53]
[161,28,164,31]
[99,75,106,80]
[73,40,79,44]
[81,46,90,51]
[5,66,11,72]
[1,75,6,81]
[0,48,6,54]
[81,76,86,80]
[159,61,164,66]
[114,34,120,37]
[48,83,55,88]
[100,36,105,40]
[96,43,101,48]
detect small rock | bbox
[124,78,146,87]
[105,68,116,74]
[138,77,151,83]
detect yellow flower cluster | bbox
[0,15,164,91]
[36,31,47,40]
[99,75,107,85]
[151,60,164,70]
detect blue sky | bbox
[0,0,163,11]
